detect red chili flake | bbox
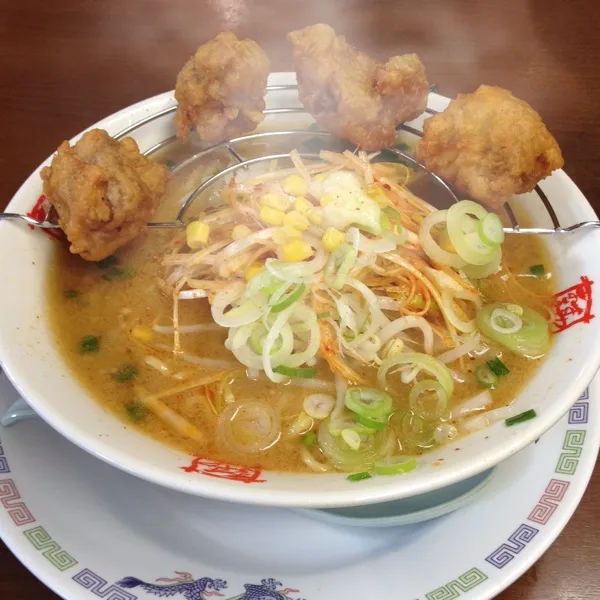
[181,456,266,484]
[383,183,391,190]
[553,276,595,333]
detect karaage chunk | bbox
[174,32,270,142]
[288,24,429,151]
[41,129,169,262]
[416,85,564,209]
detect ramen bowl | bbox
[0,73,598,508]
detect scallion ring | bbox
[408,379,448,421]
[270,282,306,313]
[477,212,505,246]
[273,365,317,379]
[490,307,523,335]
[373,455,417,476]
[345,387,393,419]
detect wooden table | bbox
[0,0,598,597]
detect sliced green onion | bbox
[270,282,306,313]
[477,213,505,246]
[64,289,79,299]
[250,324,283,355]
[447,201,498,265]
[476,364,498,389]
[477,303,550,357]
[347,472,372,481]
[373,455,417,476]
[301,431,317,446]
[505,409,537,427]
[355,413,388,431]
[390,411,436,450]
[341,428,362,450]
[328,414,376,436]
[378,352,454,398]
[408,379,448,421]
[317,311,331,319]
[101,266,134,281]
[273,365,317,379]
[505,303,523,316]
[320,417,393,471]
[490,308,523,335]
[80,335,100,353]
[96,255,118,269]
[113,365,138,383]
[325,243,357,290]
[345,387,393,419]
[486,357,510,377]
[529,264,546,277]
[125,403,147,423]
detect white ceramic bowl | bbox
[0,73,598,508]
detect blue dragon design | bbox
[117,572,303,600]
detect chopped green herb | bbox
[80,335,100,353]
[505,409,537,427]
[529,264,546,277]
[301,431,317,447]
[113,365,138,383]
[273,365,317,379]
[101,266,134,281]
[96,255,118,269]
[476,364,498,389]
[125,403,147,423]
[317,311,331,319]
[486,357,510,377]
[164,159,177,170]
[347,472,372,482]
[63,289,79,299]
[308,122,321,131]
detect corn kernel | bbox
[322,227,345,252]
[232,224,252,241]
[186,221,210,249]
[281,239,313,262]
[320,193,334,207]
[260,205,285,226]
[245,263,263,281]
[282,174,308,197]
[294,196,313,214]
[283,210,309,232]
[282,224,302,239]
[307,209,323,226]
[261,192,290,212]
[130,326,153,342]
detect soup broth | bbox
[46,146,555,474]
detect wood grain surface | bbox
[0,1,598,598]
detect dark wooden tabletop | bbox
[0,0,599,598]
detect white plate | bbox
[0,72,598,508]
[0,370,597,600]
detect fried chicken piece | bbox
[41,129,169,262]
[416,85,564,209]
[288,24,429,151]
[174,31,270,142]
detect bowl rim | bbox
[1,74,599,508]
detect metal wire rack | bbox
[2,83,595,235]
